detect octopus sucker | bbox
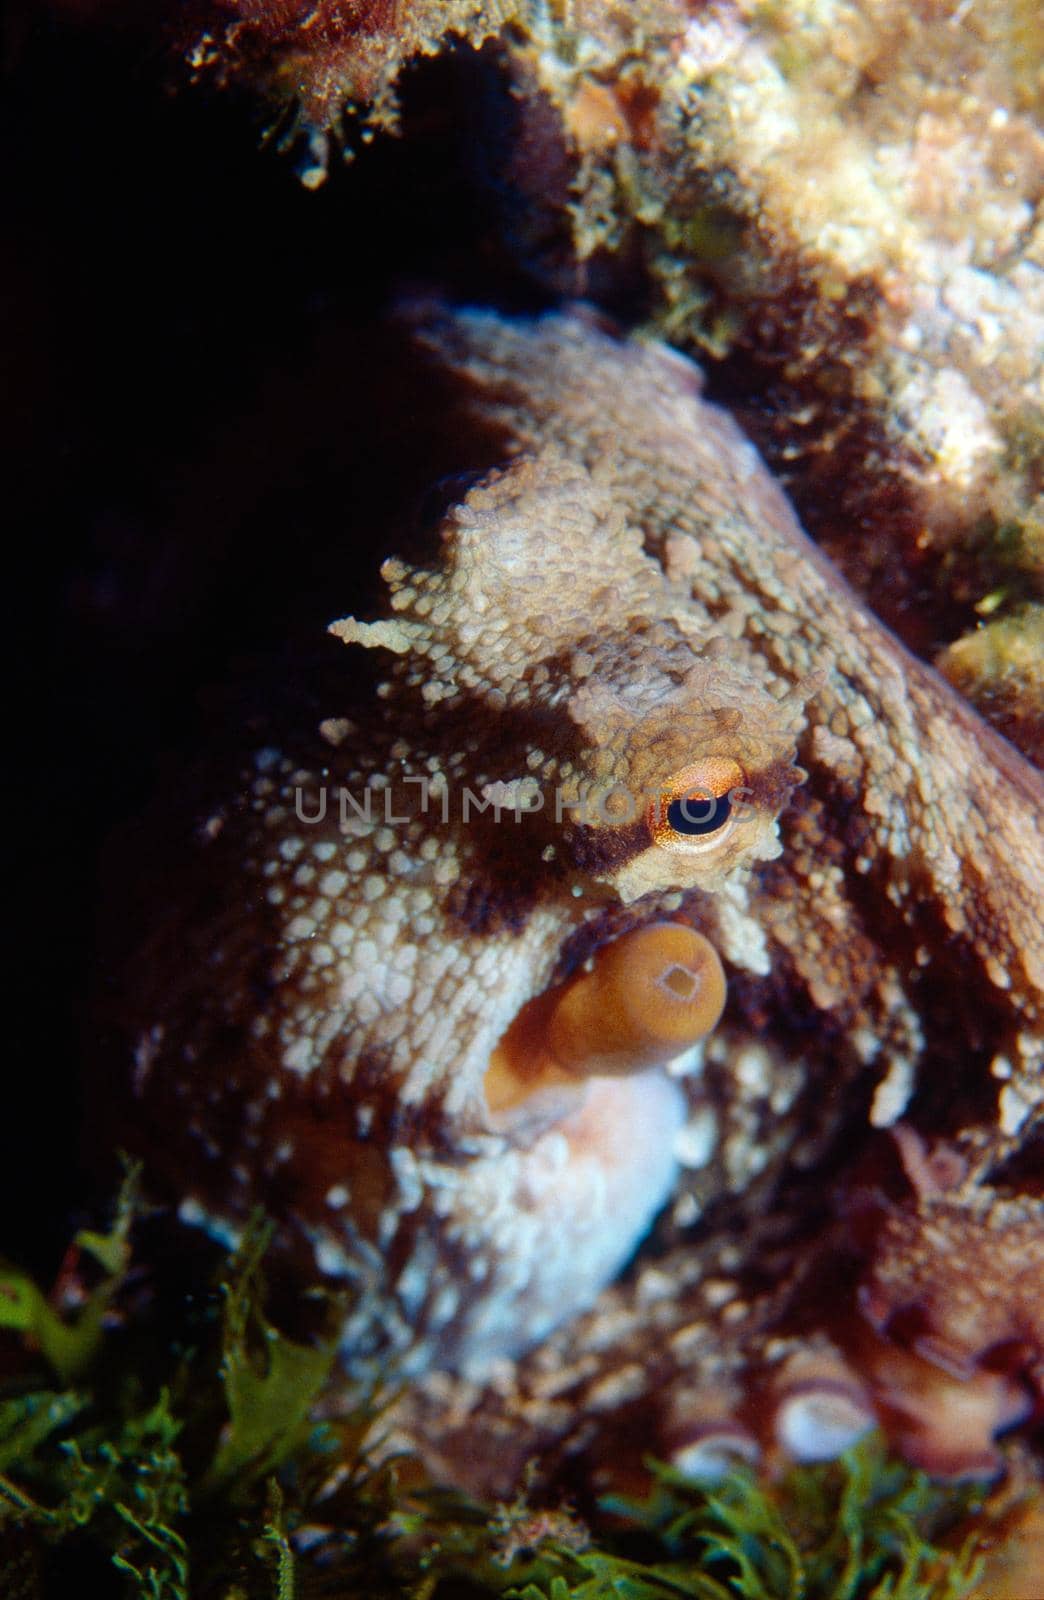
[110,305,1044,1493]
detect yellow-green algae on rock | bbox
[937,603,1044,766]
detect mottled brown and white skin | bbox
[115,306,1044,1495]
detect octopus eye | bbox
[647,757,745,854]
[666,790,731,836]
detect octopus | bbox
[112,304,1044,1499]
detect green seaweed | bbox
[201,1215,339,1494]
[0,1164,138,1384]
[0,1388,189,1598]
[601,1448,985,1600]
[0,1192,1015,1599]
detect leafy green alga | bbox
[0,1183,1022,1600]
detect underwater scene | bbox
[4,1,1043,1594]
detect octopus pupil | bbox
[667,791,732,837]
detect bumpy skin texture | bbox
[119,308,1044,1492]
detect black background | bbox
[3,5,588,1272]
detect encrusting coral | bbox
[108,305,1044,1500]
[176,0,524,185]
